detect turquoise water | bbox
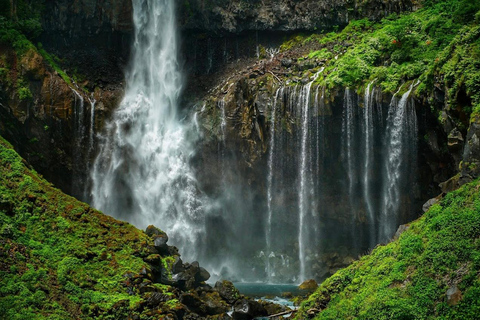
[234,282,301,298]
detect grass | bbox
[280,0,480,122]
[297,179,480,319]
[0,136,179,319]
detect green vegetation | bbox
[37,44,72,85]
[281,0,480,121]
[297,179,480,319]
[0,136,177,319]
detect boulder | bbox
[299,279,318,292]
[422,197,439,212]
[232,298,267,320]
[393,224,410,240]
[214,280,241,304]
[446,285,462,306]
[180,292,206,315]
[200,291,230,315]
[145,225,170,253]
[196,267,211,282]
[172,256,185,274]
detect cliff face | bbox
[39,0,416,80]
[40,0,134,86]
[180,0,415,34]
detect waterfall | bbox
[88,96,96,155]
[342,88,356,208]
[266,88,282,281]
[298,75,318,282]
[363,82,376,246]
[71,88,86,198]
[91,0,204,260]
[380,82,418,242]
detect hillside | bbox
[297,178,480,319]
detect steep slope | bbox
[0,136,284,319]
[297,179,480,319]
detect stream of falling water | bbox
[266,88,282,281]
[380,82,418,242]
[363,81,376,247]
[91,0,204,260]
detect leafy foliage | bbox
[280,0,480,122]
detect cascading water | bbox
[380,82,418,242]
[71,88,86,199]
[266,88,282,281]
[91,0,204,261]
[363,81,376,247]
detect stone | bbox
[447,128,464,151]
[393,224,410,240]
[201,291,230,315]
[281,59,293,68]
[422,197,439,212]
[172,256,185,274]
[214,280,241,304]
[196,267,211,282]
[232,298,267,320]
[299,279,318,292]
[145,225,163,237]
[446,285,462,306]
[180,292,207,315]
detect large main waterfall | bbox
[91,0,204,260]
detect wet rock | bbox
[143,292,170,308]
[461,120,480,178]
[299,279,318,292]
[393,224,410,240]
[214,280,241,304]
[281,59,293,68]
[181,292,206,315]
[196,267,211,282]
[422,197,439,212]
[200,291,230,315]
[232,298,267,320]
[173,256,185,274]
[259,300,287,315]
[447,128,464,151]
[446,285,462,306]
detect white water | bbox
[91,0,204,260]
[266,88,282,281]
[381,82,418,241]
[363,82,376,246]
[298,79,316,282]
[343,89,356,203]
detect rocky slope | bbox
[0,135,287,319]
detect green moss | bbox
[0,136,180,319]
[298,178,480,319]
[38,46,72,85]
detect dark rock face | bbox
[180,0,415,34]
[40,0,134,85]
